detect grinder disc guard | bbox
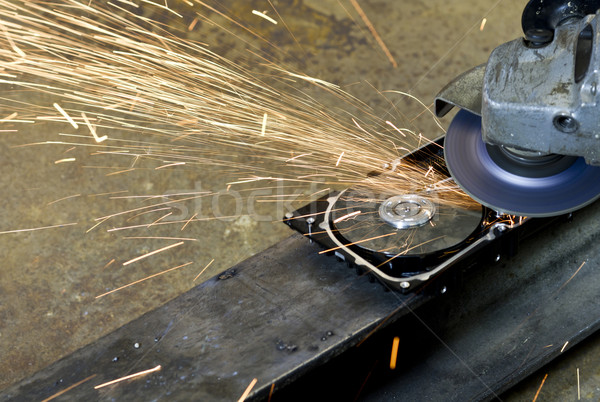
[445,110,600,216]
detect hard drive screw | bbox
[400,281,410,289]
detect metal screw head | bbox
[400,281,410,289]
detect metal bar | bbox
[0,234,430,400]
[3,201,600,401]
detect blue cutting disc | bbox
[444,110,600,217]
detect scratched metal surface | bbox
[1,234,430,401]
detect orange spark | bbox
[188,17,199,31]
[238,378,258,402]
[532,373,548,402]
[319,232,396,254]
[181,212,198,231]
[123,236,198,241]
[93,365,162,389]
[105,168,135,176]
[350,0,397,68]
[0,112,17,122]
[148,211,173,227]
[268,383,275,402]
[389,336,400,369]
[193,258,214,281]
[0,222,77,235]
[47,194,81,206]
[41,374,97,402]
[558,261,586,292]
[122,241,185,266]
[103,258,116,270]
[480,18,487,31]
[96,261,194,298]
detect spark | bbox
[93,365,162,389]
[140,0,182,17]
[285,153,312,162]
[333,210,361,224]
[335,151,345,166]
[319,232,396,254]
[81,112,107,142]
[103,258,116,269]
[148,211,173,227]
[480,18,487,31]
[268,383,275,402]
[0,19,25,58]
[193,258,214,281]
[54,158,76,164]
[424,165,433,177]
[385,120,407,137]
[47,194,81,206]
[96,261,193,298]
[122,241,185,266]
[0,222,77,235]
[355,360,378,400]
[560,341,569,353]
[188,17,199,31]
[106,168,135,176]
[532,373,548,402]
[155,161,185,169]
[89,190,128,197]
[41,374,97,402]
[238,378,258,402]
[181,212,198,231]
[389,336,400,369]
[86,216,110,233]
[53,103,78,129]
[558,261,586,292]
[123,236,198,241]
[0,112,17,122]
[285,71,339,87]
[350,0,397,68]
[252,10,278,25]
[261,112,268,136]
[577,368,580,400]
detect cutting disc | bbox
[445,110,600,216]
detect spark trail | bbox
[0,0,475,227]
